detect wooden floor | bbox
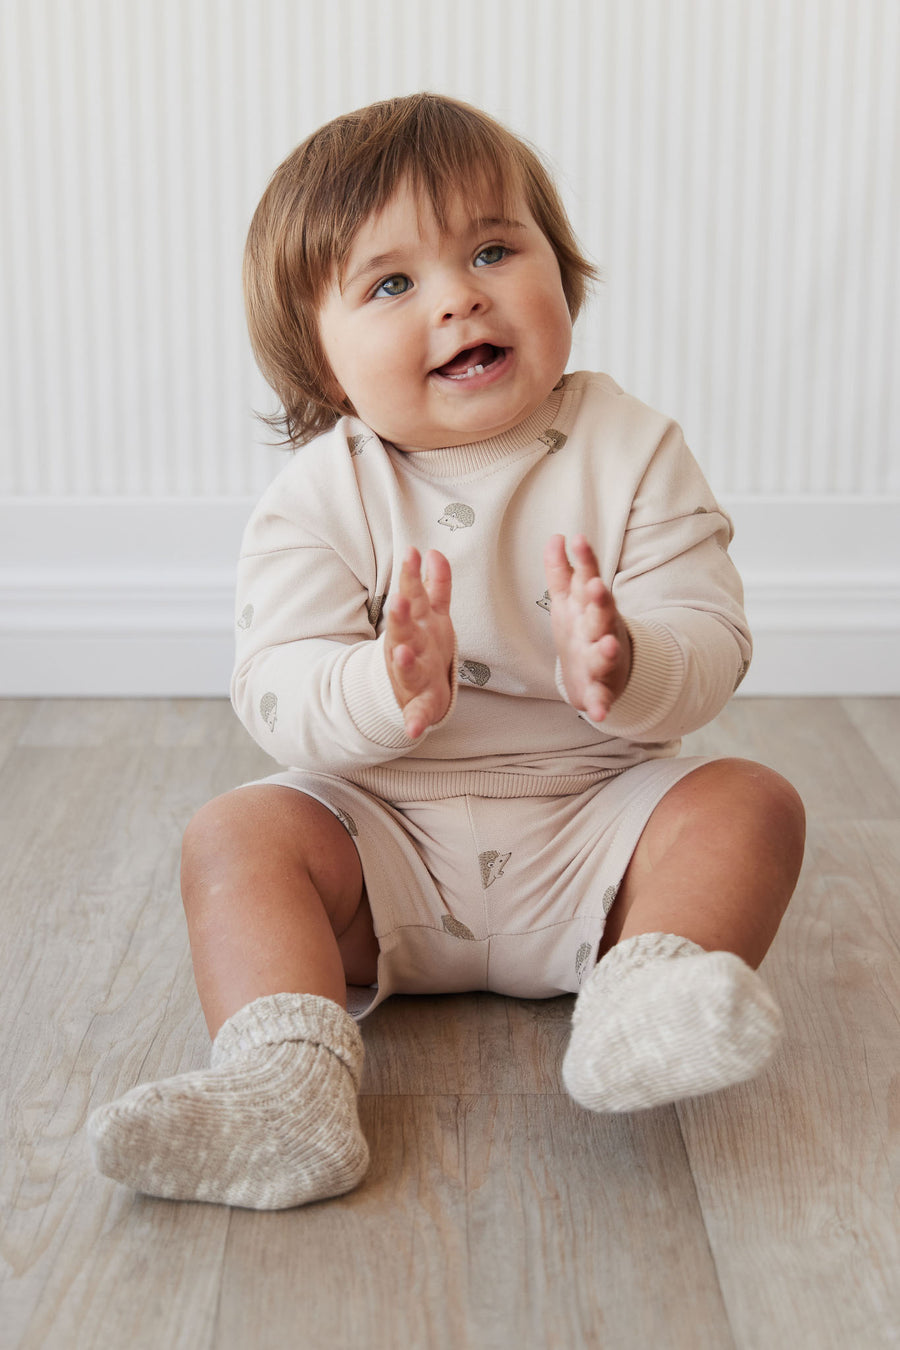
[1,698,898,1349]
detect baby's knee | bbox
[739,759,804,842]
[715,758,806,875]
[181,786,362,912]
[181,791,248,893]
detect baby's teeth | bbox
[448,362,487,380]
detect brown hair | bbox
[243,92,597,447]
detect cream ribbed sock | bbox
[88,993,369,1208]
[562,932,783,1112]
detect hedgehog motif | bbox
[459,660,491,687]
[368,594,386,628]
[575,942,592,983]
[438,502,475,531]
[479,849,511,888]
[539,428,567,453]
[237,604,254,630]
[536,590,551,612]
[348,434,371,457]
[442,914,477,941]
[260,692,278,732]
[602,884,619,914]
[334,808,359,837]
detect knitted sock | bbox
[562,932,783,1112]
[88,993,369,1209]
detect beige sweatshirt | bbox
[231,371,751,803]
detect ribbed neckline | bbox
[388,383,568,479]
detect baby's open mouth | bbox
[433,343,504,380]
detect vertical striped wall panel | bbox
[1,0,898,498]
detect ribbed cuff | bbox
[599,932,705,981]
[341,634,458,749]
[594,619,684,737]
[211,992,365,1086]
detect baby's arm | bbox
[543,534,632,723]
[231,475,459,774]
[384,547,455,739]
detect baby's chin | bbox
[387,388,563,451]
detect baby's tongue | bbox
[437,343,495,376]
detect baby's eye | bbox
[373,274,411,298]
[474,244,509,267]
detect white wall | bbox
[1,0,898,695]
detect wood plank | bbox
[0,719,265,1348]
[0,698,32,773]
[3,698,899,1350]
[214,1095,734,1350]
[361,991,575,1096]
[676,818,900,1349]
[842,697,900,795]
[683,697,900,822]
[12,696,270,755]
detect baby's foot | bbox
[562,932,783,1112]
[88,994,369,1208]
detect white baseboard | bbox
[1,498,898,697]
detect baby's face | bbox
[317,180,572,450]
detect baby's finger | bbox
[403,698,431,740]
[386,595,422,656]
[398,546,439,622]
[586,632,621,679]
[543,534,574,599]
[422,549,452,615]
[581,597,605,644]
[398,546,423,596]
[570,534,602,586]
[387,591,411,630]
[583,682,612,723]
[403,684,444,738]
[584,577,619,635]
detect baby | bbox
[88,93,805,1210]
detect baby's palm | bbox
[385,547,455,739]
[543,533,631,723]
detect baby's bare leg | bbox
[601,757,805,964]
[88,787,375,1208]
[181,786,376,1035]
[564,759,805,1112]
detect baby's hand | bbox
[385,547,456,739]
[543,534,632,723]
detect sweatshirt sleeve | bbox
[230,468,456,773]
[575,421,752,743]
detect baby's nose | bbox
[436,275,489,322]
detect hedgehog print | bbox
[438,502,475,531]
[441,914,476,941]
[459,661,491,687]
[538,428,567,453]
[260,692,278,732]
[333,808,359,837]
[237,604,254,630]
[479,849,511,888]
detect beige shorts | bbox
[245,757,712,1019]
